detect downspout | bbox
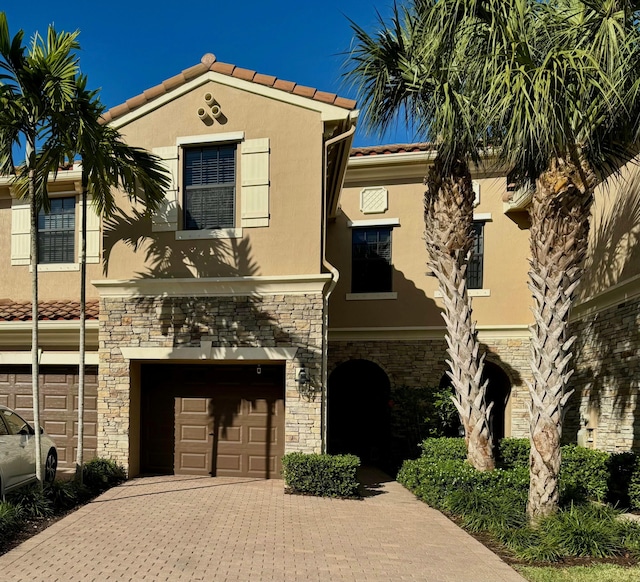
[320,117,356,453]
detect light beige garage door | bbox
[0,365,98,468]
[141,364,285,479]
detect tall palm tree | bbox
[482,0,640,519]
[346,1,497,470]
[0,14,80,485]
[43,77,171,482]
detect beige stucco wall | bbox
[328,168,532,329]
[107,79,326,282]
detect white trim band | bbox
[120,346,298,361]
[347,218,400,228]
[92,274,333,298]
[0,351,99,365]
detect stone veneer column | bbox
[98,293,325,471]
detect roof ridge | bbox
[102,53,357,124]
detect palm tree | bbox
[346,2,497,470]
[43,77,171,482]
[482,0,640,519]
[0,14,80,485]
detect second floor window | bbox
[184,145,236,230]
[352,227,393,293]
[467,222,484,289]
[38,197,75,264]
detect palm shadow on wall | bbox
[564,172,640,449]
[103,209,317,477]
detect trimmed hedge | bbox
[560,445,609,503]
[419,437,467,461]
[82,458,127,492]
[498,438,529,469]
[630,455,640,510]
[282,453,360,498]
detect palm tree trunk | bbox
[75,177,88,484]
[527,156,595,520]
[425,156,494,471]
[27,134,43,486]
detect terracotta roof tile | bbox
[314,90,337,104]
[273,79,296,92]
[211,61,235,75]
[232,66,256,82]
[182,63,208,81]
[253,73,277,87]
[103,53,357,123]
[350,142,437,157]
[143,84,166,101]
[0,300,100,322]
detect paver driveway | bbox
[0,470,526,582]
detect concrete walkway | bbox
[0,470,526,582]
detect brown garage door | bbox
[0,365,98,468]
[141,364,285,479]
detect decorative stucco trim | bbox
[110,72,355,129]
[345,292,398,301]
[347,218,400,228]
[434,289,491,298]
[570,273,640,321]
[473,212,492,221]
[175,228,243,240]
[0,351,99,365]
[120,346,298,361]
[92,274,333,298]
[329,324,531,341]
[0,320,99,347]
[176,131,244,146]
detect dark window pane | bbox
[38,197,75,264]
[467,222,484,289]
[184,145,236,230]
[351,227,393,293]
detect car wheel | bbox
[45,450,57,483]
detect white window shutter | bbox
[85,196,101,264]
[152,146,179,232]
[241,138,270,228]
[11,198,31,265]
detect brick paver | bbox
[0,470,526,582]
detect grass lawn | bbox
[516,565,640,582]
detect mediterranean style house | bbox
[0,54,637,478]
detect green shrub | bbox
[397,455,528,511]
[629,455,640,510]
[83,458,127,493]
[560,445,609,503]
[498,438,530,469]
[538,503,626,558]
[419,437,467,461]
[0,502,23,538]
[7,484,54,518]
[282,453,360,498]
[44,479,90,510]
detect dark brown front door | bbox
[142,364,285,479]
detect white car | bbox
[0,405,57,498]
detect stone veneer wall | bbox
[566,295,640,452]
[328,337,532,438]
[98,293,324,470]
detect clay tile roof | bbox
[0,300,100,322]
[104,53,357,123]
[350,142,437,157]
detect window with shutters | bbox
[467,222,484,290]
[351,227,393,293]
[183,144,236,230]
[38,197,76,264]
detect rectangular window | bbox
[38,197,75,264]
[467,222,484,289]
[352,227,392,293]
[184,145,236,230]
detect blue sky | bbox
[2,1,417,147]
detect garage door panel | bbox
[74,421,97,437]
[142,364,284,479]
[0,366,99,471]
[180,424,208,442]
[217,454,242,472]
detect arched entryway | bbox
[327,359,391,465]
[439,360,512,441]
